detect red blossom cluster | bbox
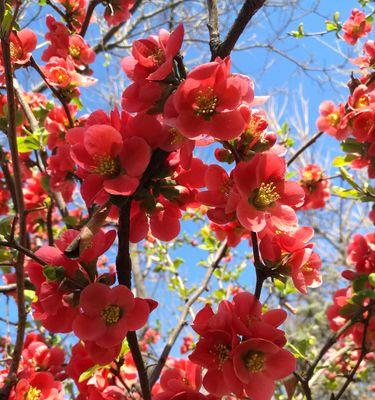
[317,35,374,181]
[169,293,296,400]
[0,333,66,399]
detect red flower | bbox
[72,283,156,348]
[299,164,330,210]
[130,199,181,242]
[12,372,64,400]
[342,9,372,45]
[122,24,184,81]
[104,0,135,26]
[164,57,253,140]
[233,152,304,232]
[233,338,296,400]
[347,233,375,274]
[0,28,37,68]
[67,123,151,205]
[288,248,322,294]
[154,359,205,400]
[42,15,95,67]
[42,56,96,88]
[316,101,350,140]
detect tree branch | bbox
[287,131,324,167]
[214,0,266,59]
[0,2,28,394]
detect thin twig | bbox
[287,131,324,167]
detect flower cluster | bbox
[0,333,66,399]
[185,292,296,400]
[317,37,374,180]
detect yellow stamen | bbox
[101,304,122,325]
[195,87,218,117]
[244,351,265,372]
[253,182,280,210]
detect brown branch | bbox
[214,0,266,59]
[149,241,228,388]
[116,201,151,400]
[206,0,220,56]
[251,231,266,299]
[0,2,28,394]
[0,240,48,266]
[287,131,324,167]
[29,57,74,128]
[79,0,101,37]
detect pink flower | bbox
[67,123,151,205]
[342,9,372,45]
[72,283,156,348]
[164,57,253,140]
[233,152,305,232]
[122,24,184,81]
[233,338,296,400]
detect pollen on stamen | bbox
[25,386,42,400]
[101,304,122,326]
[93,155,119,176]
[195,87,218,118]
[244,351,265,373]
[252,182,280,210]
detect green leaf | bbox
[79,364,103,383]
[0,216,12,237]
[291,23,304,38]
[339,303,358,317]
[17,135,41,152]
[369,273,375,288]
[325,21,337,31]
[116,339,129,361]
[332,186,361,199]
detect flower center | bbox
[354,96,369,109]
[244,351,265,372]
[327,112,340,127]
[9,42,22,61]
[301,262,313,273]
[252,182,280,210]
[52,67,70,84]
[214,343,230,370]
[150,47,165,66]
[25,386,42,400]
[195,87,218,118]
[101,304,122,325]
[69,45,81,59]
[93,155,119,176]
[220,178,232,195]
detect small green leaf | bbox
[17,136,41,152]
[369,273,375,288]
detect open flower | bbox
[0,28,37,67]
[164,57,253,140]
[12,372,64,400]
[67,123,151,205]
[122,24,184,81]
[233,152,305,232]
[233,338,296,400]
[72,283,156,348]
[342,9,372,45]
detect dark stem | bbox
[0,2,27,395]
[287,131,324,167]
[214,0,266,59]
[116,201,151,400]
[206,0,220,56]
[251,231,266,299]
[79,0,101,37]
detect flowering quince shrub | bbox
[0,1,374,400]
